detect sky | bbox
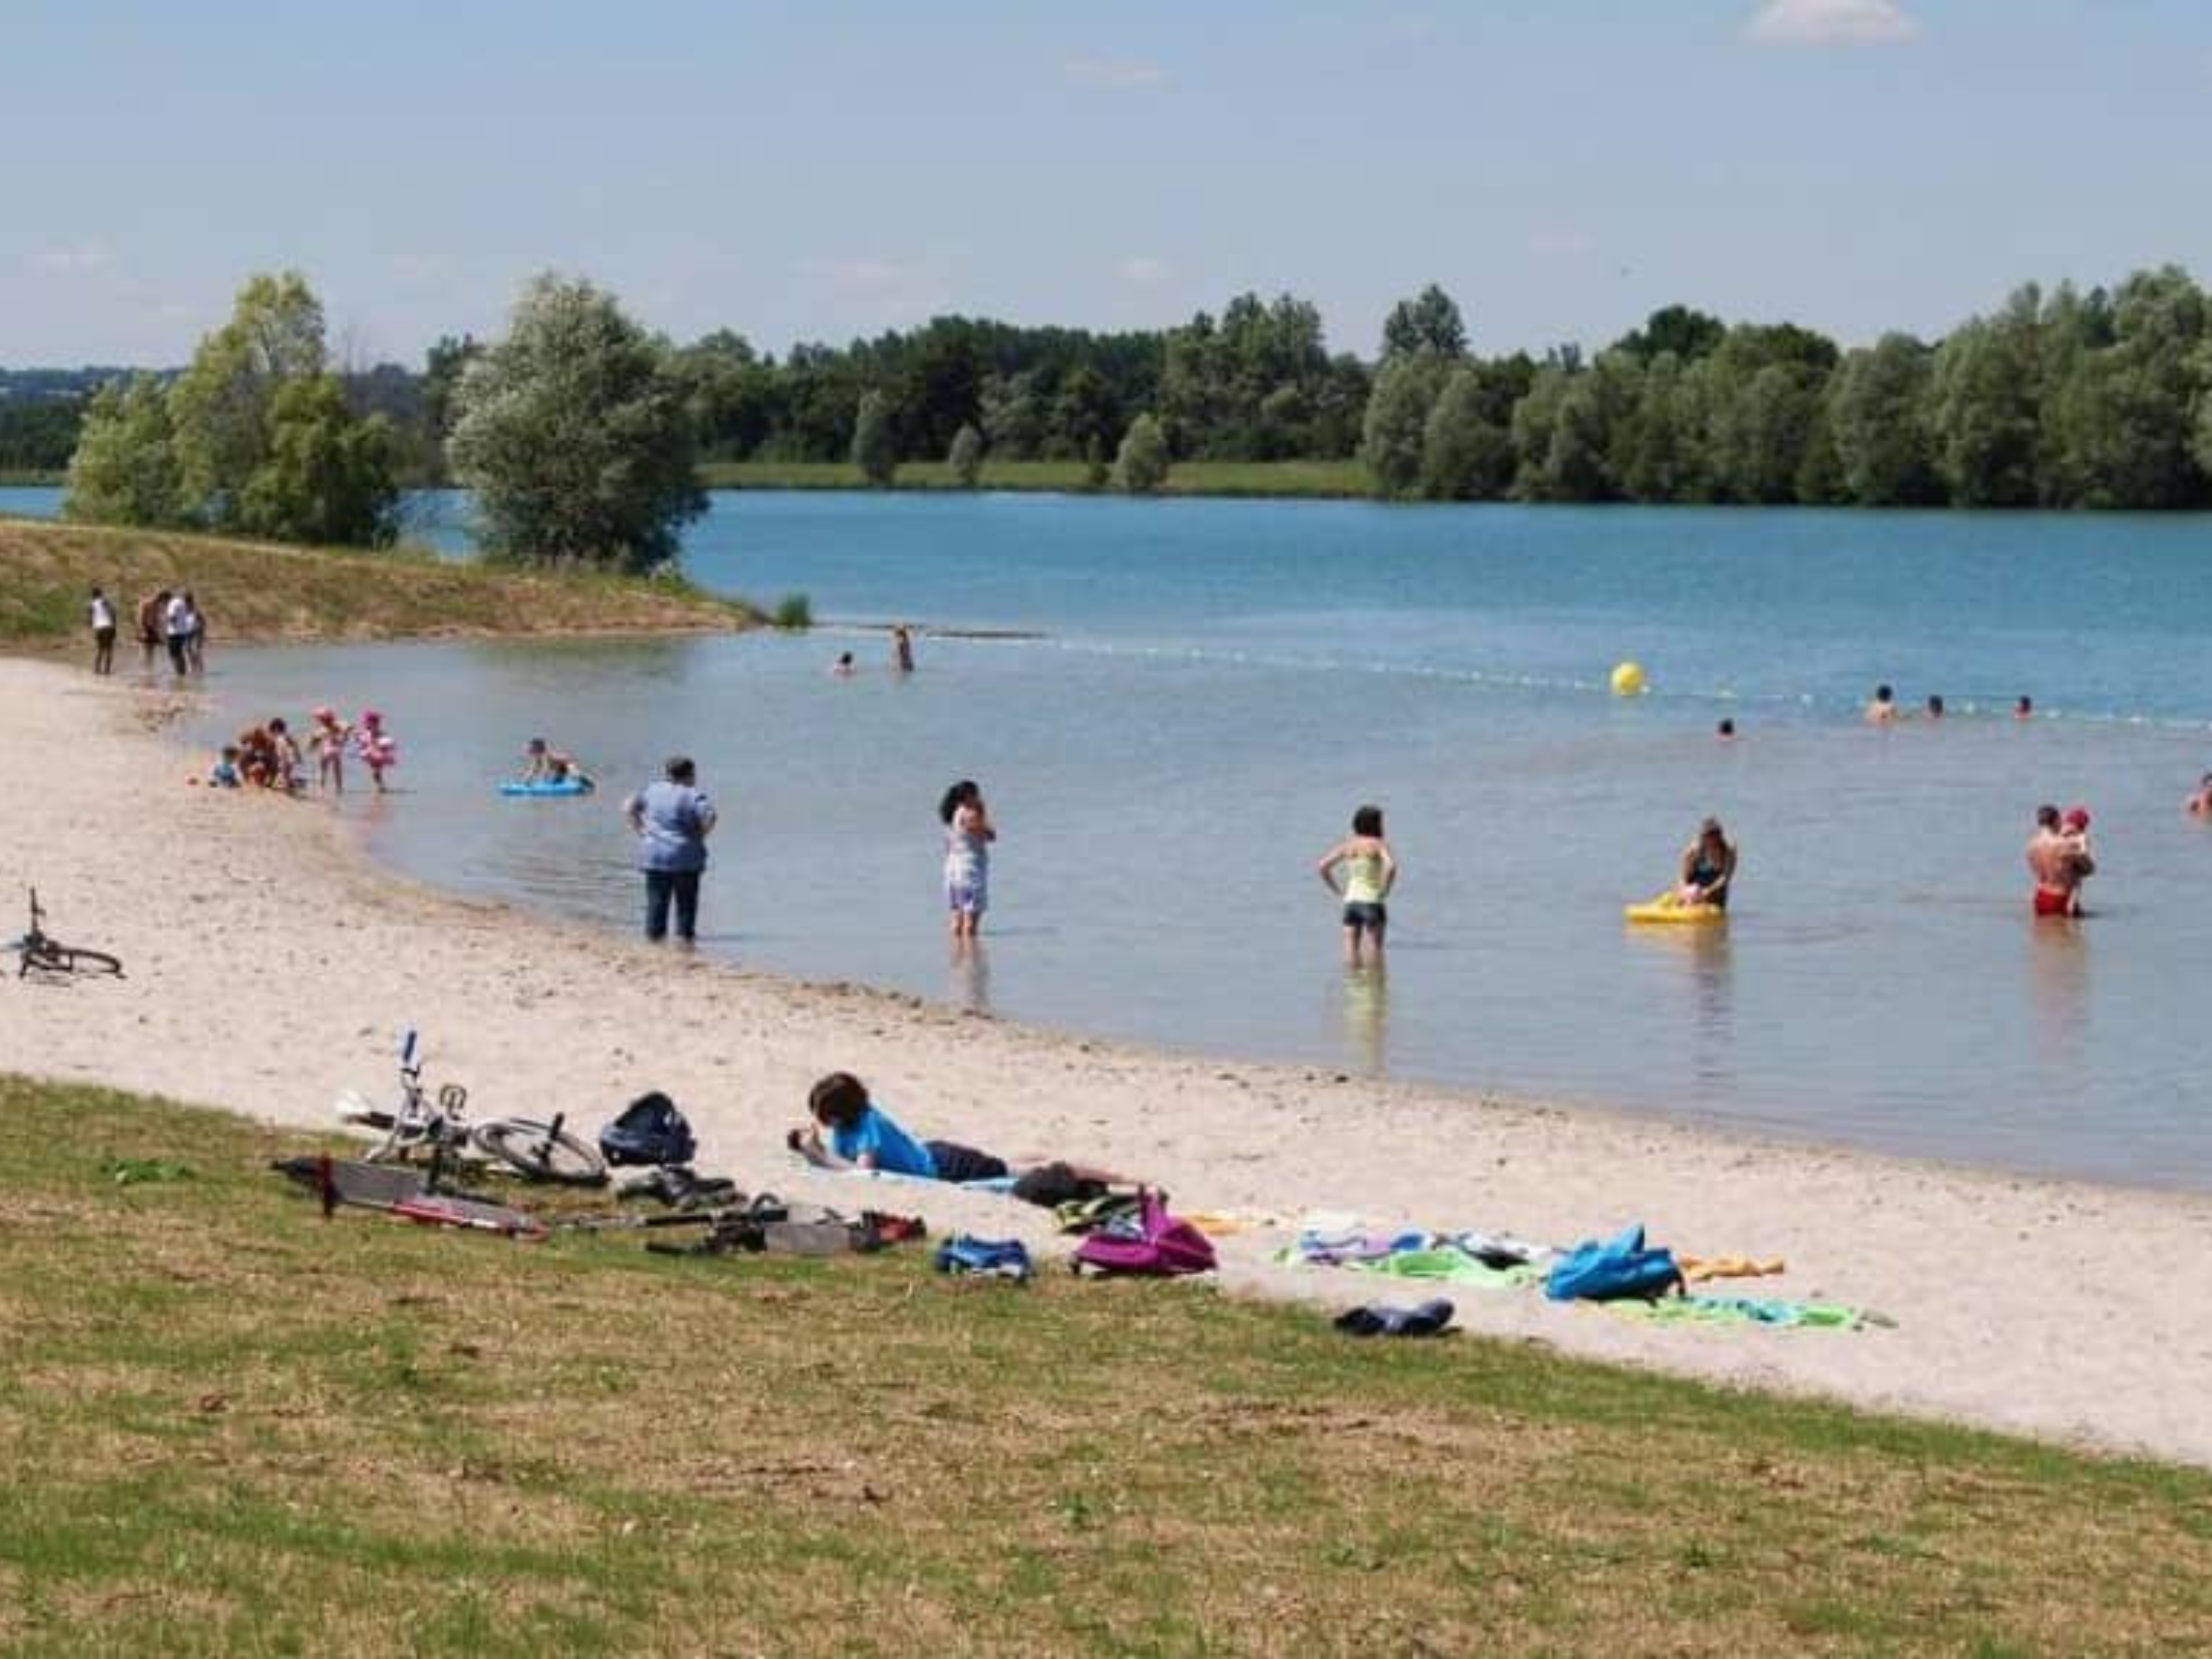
[4,0,2211,368]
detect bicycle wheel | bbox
[471,1117,607,1187]
[58,946,124,978]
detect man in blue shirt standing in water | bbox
[623,756,718,944]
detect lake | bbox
[11,484,2212,1189]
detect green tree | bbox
[1380,284,1468,363]
[1359,358,1444,497]
[979,372,1045,460]
[1828,335,1940,505]
[169,270,328,521]
[238,375,399,546]
[1418,366,1513,499]
[2038,268,2208,508]
[1929,288,2043,507]
[62,377,185,527]
[851,390,898,486]
[1113,411,1170,494]
[948,423,984,488]
[1613,305,1726,364]
[446,273,706,571]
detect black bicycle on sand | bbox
[10,889,125,980]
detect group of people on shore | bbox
[87,585,207,680]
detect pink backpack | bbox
[1072,1189,1217,1277]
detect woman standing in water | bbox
[940,779,995,941]
[1678,817,1738,910]
[1316,805,1396,967]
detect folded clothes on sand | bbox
[1678,1255,1787,1282]
[1601,1295,1881,1331]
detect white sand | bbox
[6,655,2209,1466]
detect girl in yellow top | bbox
[1316,804,1397,967]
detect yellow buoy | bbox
[1610,660,1646,698]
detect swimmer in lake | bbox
[2188,773,2212,817]
[1865,685,1898,726]
[1677,817,1736,910]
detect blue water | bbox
[12,484,2212,1188]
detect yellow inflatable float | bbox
[1624,891,1728,925]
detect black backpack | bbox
[598,1092,698,1168]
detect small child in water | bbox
[267,718,304,792]
[356,709,398,792]
[1316,805,1396,967]
[308,707,351,793]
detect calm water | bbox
[12,486,2212,1188]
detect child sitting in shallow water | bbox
[208,745,242,789]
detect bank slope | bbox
[0,517,755,646]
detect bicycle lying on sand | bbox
[337,1030,607,1187]
[10,889,125,980]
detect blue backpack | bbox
[598,1092,698,1168]
[1545,1225,1683,1303]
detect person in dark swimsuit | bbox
[1678,818,1737,910]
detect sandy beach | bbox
[5,654,2210,1468]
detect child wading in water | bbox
[356,709,398,792]
[308,707,352,794]
[1316,805,1397,967]
[940,779,995,941]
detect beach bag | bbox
[598,1091,697,1168]
[1545,1224,1683,1303]
[1072,1189,1216,1277]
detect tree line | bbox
[45,263,2212,570]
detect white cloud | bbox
[1064,54,1165,88]
[1744,0,1919,48]
[27,245,109,275]
[1116,256,1171,287]
[1527,227,1598,259]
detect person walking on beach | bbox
[625,755,717,945]
[135,588,169,675]
[1316,805,1396,967]
[1677,817,1737,910]
[87,587,117,676]
[940,779,995,941]
[2027,804,2093,918]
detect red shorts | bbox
[2033,888,2073,917]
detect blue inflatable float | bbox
[498,777,593,798]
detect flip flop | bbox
[1333,1297,1456,1338]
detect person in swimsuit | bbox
[940,779,995,941]
[2058,806,2095,916]
[88,587,117,676]
[2185,773,2212,817]
[135,589,169,675]
[1678,817,1736,909]
[1865,684,1898,726]
[2015,695,2034,721]
[1316,805,1396,967]
[893,625,915,674]
[309,707,352,793]
[2027,803,2090,917]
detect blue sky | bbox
[4,0,2209,367]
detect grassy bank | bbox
[0,518,753,646]
[703,457,1371,499]
[0,469,64,488]
[2,1078,2207,1657]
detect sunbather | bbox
[789,1072,1126,1194]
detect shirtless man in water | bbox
[2027,803,2093,917]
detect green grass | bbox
[0,517,755,646]
[702,457,1373,499]
[2,1076,2209,1656]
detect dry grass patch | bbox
[1,1075,2210,1656]
[0,517,753,647]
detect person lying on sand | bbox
[788,1071,1125,1194]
